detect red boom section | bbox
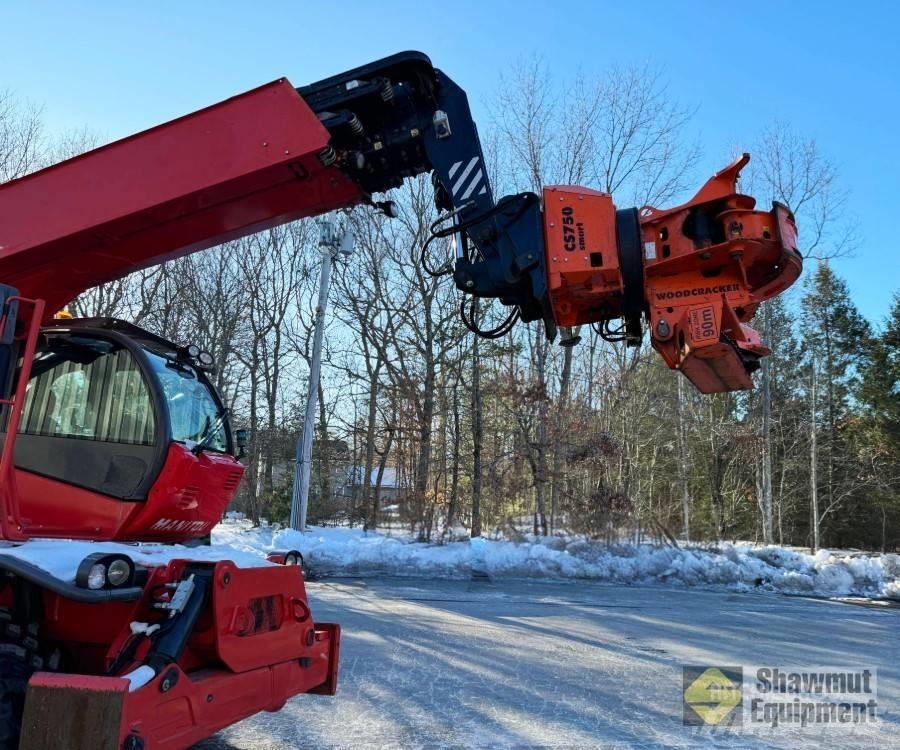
[0,79,364,318]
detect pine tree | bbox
[800,263,872,547]
[857,293,900,549]
[861,293,900,444]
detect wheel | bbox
[0,646,31,750]
[0,605,59,750]
[299,554,315,582]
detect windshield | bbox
[144,349,228,453]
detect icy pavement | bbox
[198,577,899,749]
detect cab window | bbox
[21,336,156,445]
[144,349,227,452]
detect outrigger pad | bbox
[20,673,127,750]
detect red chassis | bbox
[15,560,339,750]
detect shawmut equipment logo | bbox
[682,665,878,731]
[683,666,743,726]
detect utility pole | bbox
[676,376,691,543]
[290,220,353,531]
[810,351,819,552]
[758,302,774,544]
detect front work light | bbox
[75,553,136,590]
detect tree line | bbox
[2,62,898,551]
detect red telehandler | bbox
[0,52,801,749]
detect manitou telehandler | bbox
[0,51,800,749]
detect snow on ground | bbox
[212,519,900,601]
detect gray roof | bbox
[344,465,400,488]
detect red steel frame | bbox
[0,294,44,541]
[22,560,340,749]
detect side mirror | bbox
[235,428,247,459]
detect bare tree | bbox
[236,225,308,521]
[748,122,858,543]
[0,91,44,182]
[752,122,858,261]
[333,209,397,523]
[361,178,463,537]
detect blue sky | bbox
[3,1,897,322]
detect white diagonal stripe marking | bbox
[452,157,479,195]
[461,169,484,200]
[448,160,462,180]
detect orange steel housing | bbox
[639,154,801,392]
[542,155,801,393]
[542,186,623,327]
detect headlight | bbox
[107,558,133,586]
[76,553,136,590]
[86,562,107,590]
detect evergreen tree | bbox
[860,293,900,445]
[857,293,900,549]
[800,263,872,547]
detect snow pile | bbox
[5,521,895,600]
[212,520,900,600]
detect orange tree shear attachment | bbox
[542,154,802,393]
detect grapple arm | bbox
[297,52,553,329]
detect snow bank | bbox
[212,520,900,601]
[6,521,895,600]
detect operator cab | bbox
[0,318,244,541]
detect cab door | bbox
[3,334,163,537]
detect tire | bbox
[299,554,316,582]
[0,647,30,750]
